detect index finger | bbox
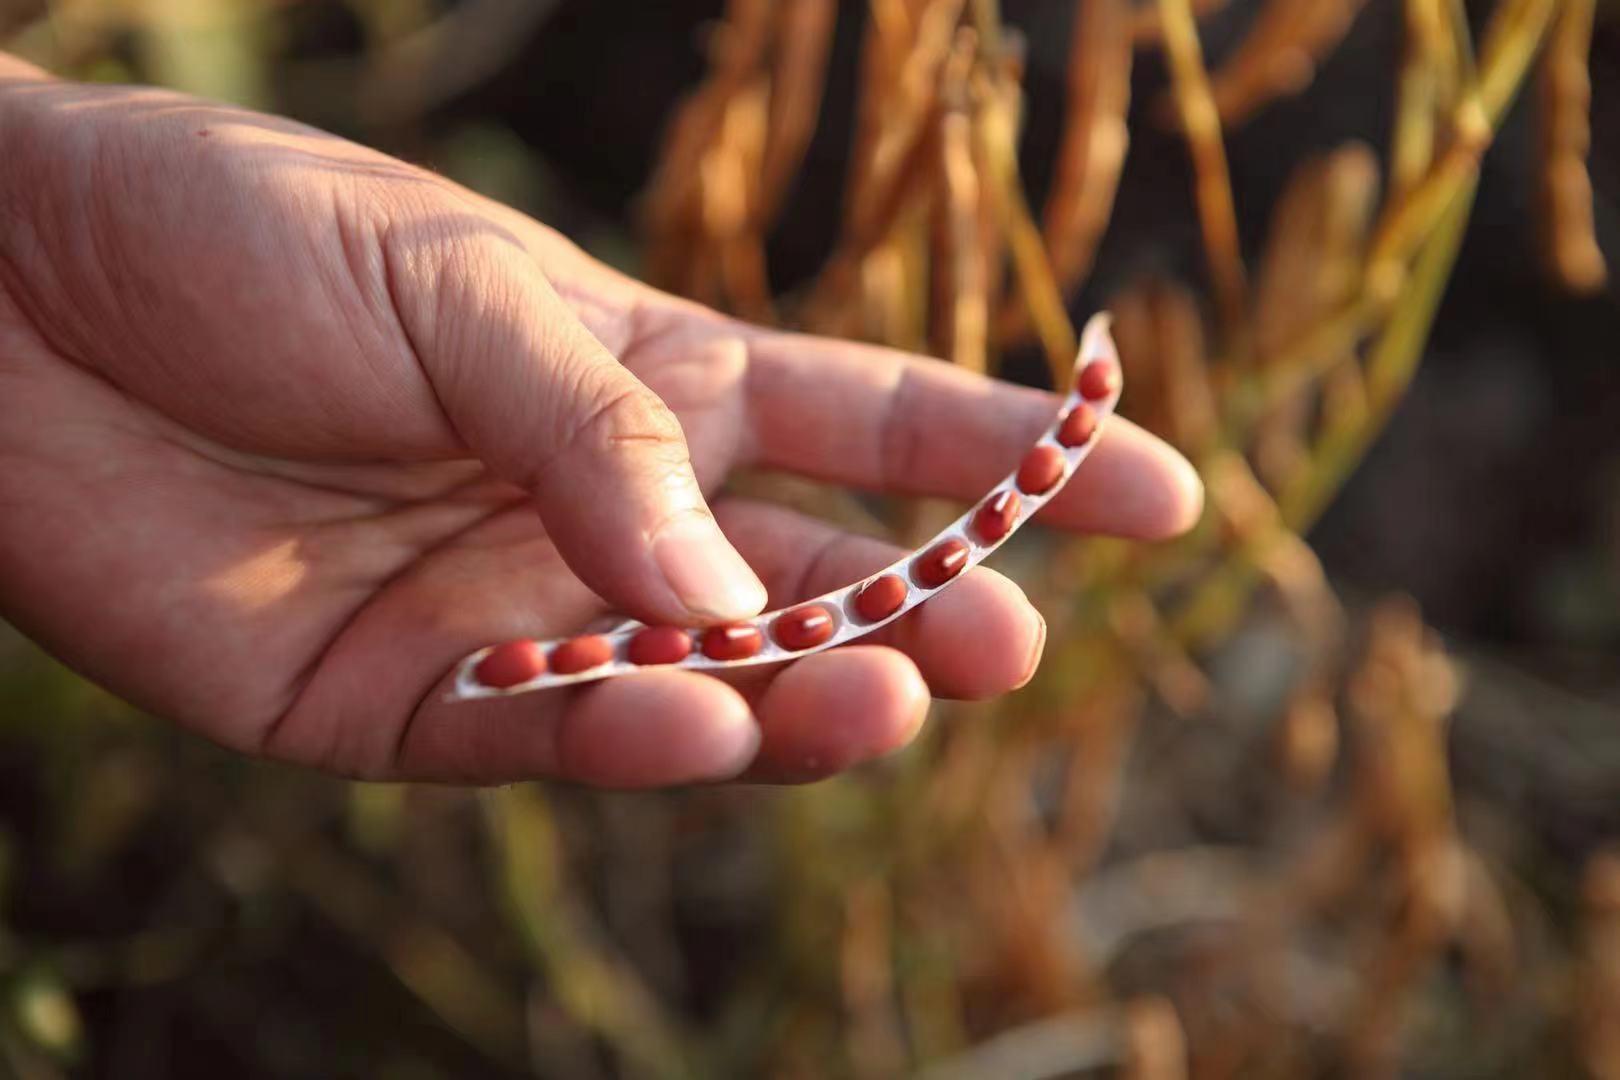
[739,329,1203,540]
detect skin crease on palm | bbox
[0,53,1203,789]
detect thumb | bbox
[401,228,767,626]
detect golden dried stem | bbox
[848,0,964,231]
[1254,145,1379,367]
[841,878,909,1078]
[1199,0,1371,127]
[1387,0,1468,199]
[1536,0,1606,293]
[807,0,962,326]
[1166,449,1318,646]
[1050,686,1141,873]
[482,789,692,1077]
[705,83,774,319]
[846,0,911,204]
[1366,101,1485,300]
[269,825,528,1064]
[1390,0,1447,199]
[1578,851,1620,1080]
[757,0,838,225]
[642,0,774,233]
[967,0,1004,56]
[1225,0,1553,437]
[973,51,1014,344]
[1120,996,1188,1080]
[1443,0,1480,87]
[1368,0,1554,296]
[1341,598,1464,1072]
[804,114,939,329]
[1042,0,1132,295]
[642,0,779,306]
[1477,0,1558,126]
[1223,292,1380,444]
[1274,691,1340,793]
[972,66,1079,386]
[1108,590,1211,715]
[1280,177,1476,531]
[1155,0,1249,345]
[934,104,990,372]
[1111,276,1219,456]
[1129,0,1228,46]
[1251,144,1379,485]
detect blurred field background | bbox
[2,0,1620,1076]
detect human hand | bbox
[0,58,1201,787]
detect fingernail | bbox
[1016,611,1048,689]
[652,515,768,620]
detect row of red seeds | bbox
[473,362,1117,691]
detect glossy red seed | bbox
[475,640,547,688]
[1016,444,1066,495]
[1057,403,1098,447]
[627,625,693,666]
[772,605,835,651]
[1078,361,1120,402]
[551,635,614,674]
[972,489,1021,543]
[912,537,970,589]
[701,623,764,661]
[854,575,907,622]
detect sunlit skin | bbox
[0,55,1203,788]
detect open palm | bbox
[0,63,1200,787]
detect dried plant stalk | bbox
[757,0,838,224]
[973,42,1014,333]
[1109,590,1211,714]
[21,2,1604,1077]
[1477,0,1558,125]
[804,0,963,329]
[643,0,774,259]
[932,105,989,371]
[1199,0,1371,127]
[1536,0,1606,293]
[1155,0,1249,343]
[1051,686,1142,875]
[1389,0,1461,199]
[1129,0,1229,46]
[640,0,781,312]
[1109,276,1218,456]
[1251,144,1379,486]
[1232,0,1544,432]
[841,878,909,1078]
[1254,145,1380,362]
[1273,692,1340,793]
[1120,996,1188,1080]
[1341,599,1468,1072]
[628,0,1570,1071]
[803,115,938,330]
[1279,175,1475,530]
[1042,0,1132,294]
[1580,852,1620,1080]
[845,0,916,215]
[1368,0,1556,295]
[965,784,1092,1020]
[927,28,986,370]
[847,0,964,234]
[641,0,835,317]
[707,82,775,320]
[972,63,1079,384]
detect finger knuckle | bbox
[567,380,689,464]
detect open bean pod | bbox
[447,312,1123,701]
